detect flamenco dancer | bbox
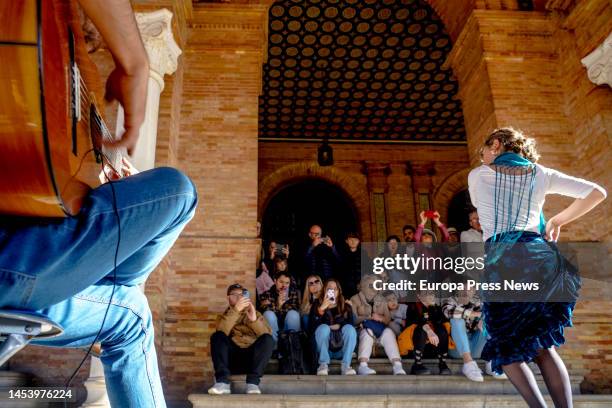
[468,128,606,408]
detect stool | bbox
[0,309,63,367]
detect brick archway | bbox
[259,162,372,240]
[432,167,471,224]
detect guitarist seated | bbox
[0,1,197,407]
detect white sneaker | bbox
[462,361,484,382]
[317,363,329,376]
[341,364,356,375]
[357,363,377,375]
[485,361,508,379]
[208,382,231,395]
[246,384,261,394]
[392,362,407,375]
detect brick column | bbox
[363,162,390,244]
[160,2,273,404]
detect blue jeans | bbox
[314,324,357,367]
[0,167,198,408]
[263,310,301,342]
[449,318,487,359]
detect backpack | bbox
[277,330,307,375]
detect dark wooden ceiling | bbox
[258,0,466,144]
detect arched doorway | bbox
[262,178,359,265]
[446,189,472,233]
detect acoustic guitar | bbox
[0,0,123,218]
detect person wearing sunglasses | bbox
[300,275,324,330]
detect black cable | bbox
[64,163,121,407]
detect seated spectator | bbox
[300,274,323,330]
[304,224,342,284]
[460,210,482,243]
[339,232,369,299]
[447,227,459,243]
[402,225,416,243]
[403,225,416,257]
[258,271,301,342]
[442,287,486,382]
[309,279,358,376]
[208,283,274,395]
[415,211,450,243]
[398,291,452,376]
[263,240,290,274]
[351,275,407,375]
[386,292,408,336]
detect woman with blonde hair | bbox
[300,274,323,329]
[470,127,606,408]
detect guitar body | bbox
[0,0,110,217]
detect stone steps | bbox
[189,394,612,408]
[0,371,44,408]
[226,373,583,395]
[265,357,587,376]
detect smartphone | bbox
[424,210,436,218]
[274,243,285,256]
[321,236,330,244]
[242,289,250,299]
[326,288,335,303]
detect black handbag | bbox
[329,328,344,352]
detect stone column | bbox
[581,32,612,88]
[116,8,182,171]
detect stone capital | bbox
[135,9,182,84]
[581,32,612,88]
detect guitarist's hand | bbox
[104,66,148,155]
[78,0,149,156]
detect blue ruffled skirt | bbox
[481,232,580,374]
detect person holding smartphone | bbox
[209,284,274,395]
[308,279,357,376]
[257,271,301,343]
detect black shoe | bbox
[438,361,452,375]
[410,363,431,375]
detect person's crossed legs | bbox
[0,167,198,408]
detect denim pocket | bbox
[0,268,36,308]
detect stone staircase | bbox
[189,358,612,408]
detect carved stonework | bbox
[581,32,612,88]
[135,9,182,82]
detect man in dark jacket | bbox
[304,224,342,284]
[339,232,370,299]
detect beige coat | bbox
[215,306,272,348]
[350,275,391,325]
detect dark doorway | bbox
[262,178,359,266]
[446,189,473,234]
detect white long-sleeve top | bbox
[468,163,606,242]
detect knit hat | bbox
[421,228,437,242]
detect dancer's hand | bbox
[545,218,561,242]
